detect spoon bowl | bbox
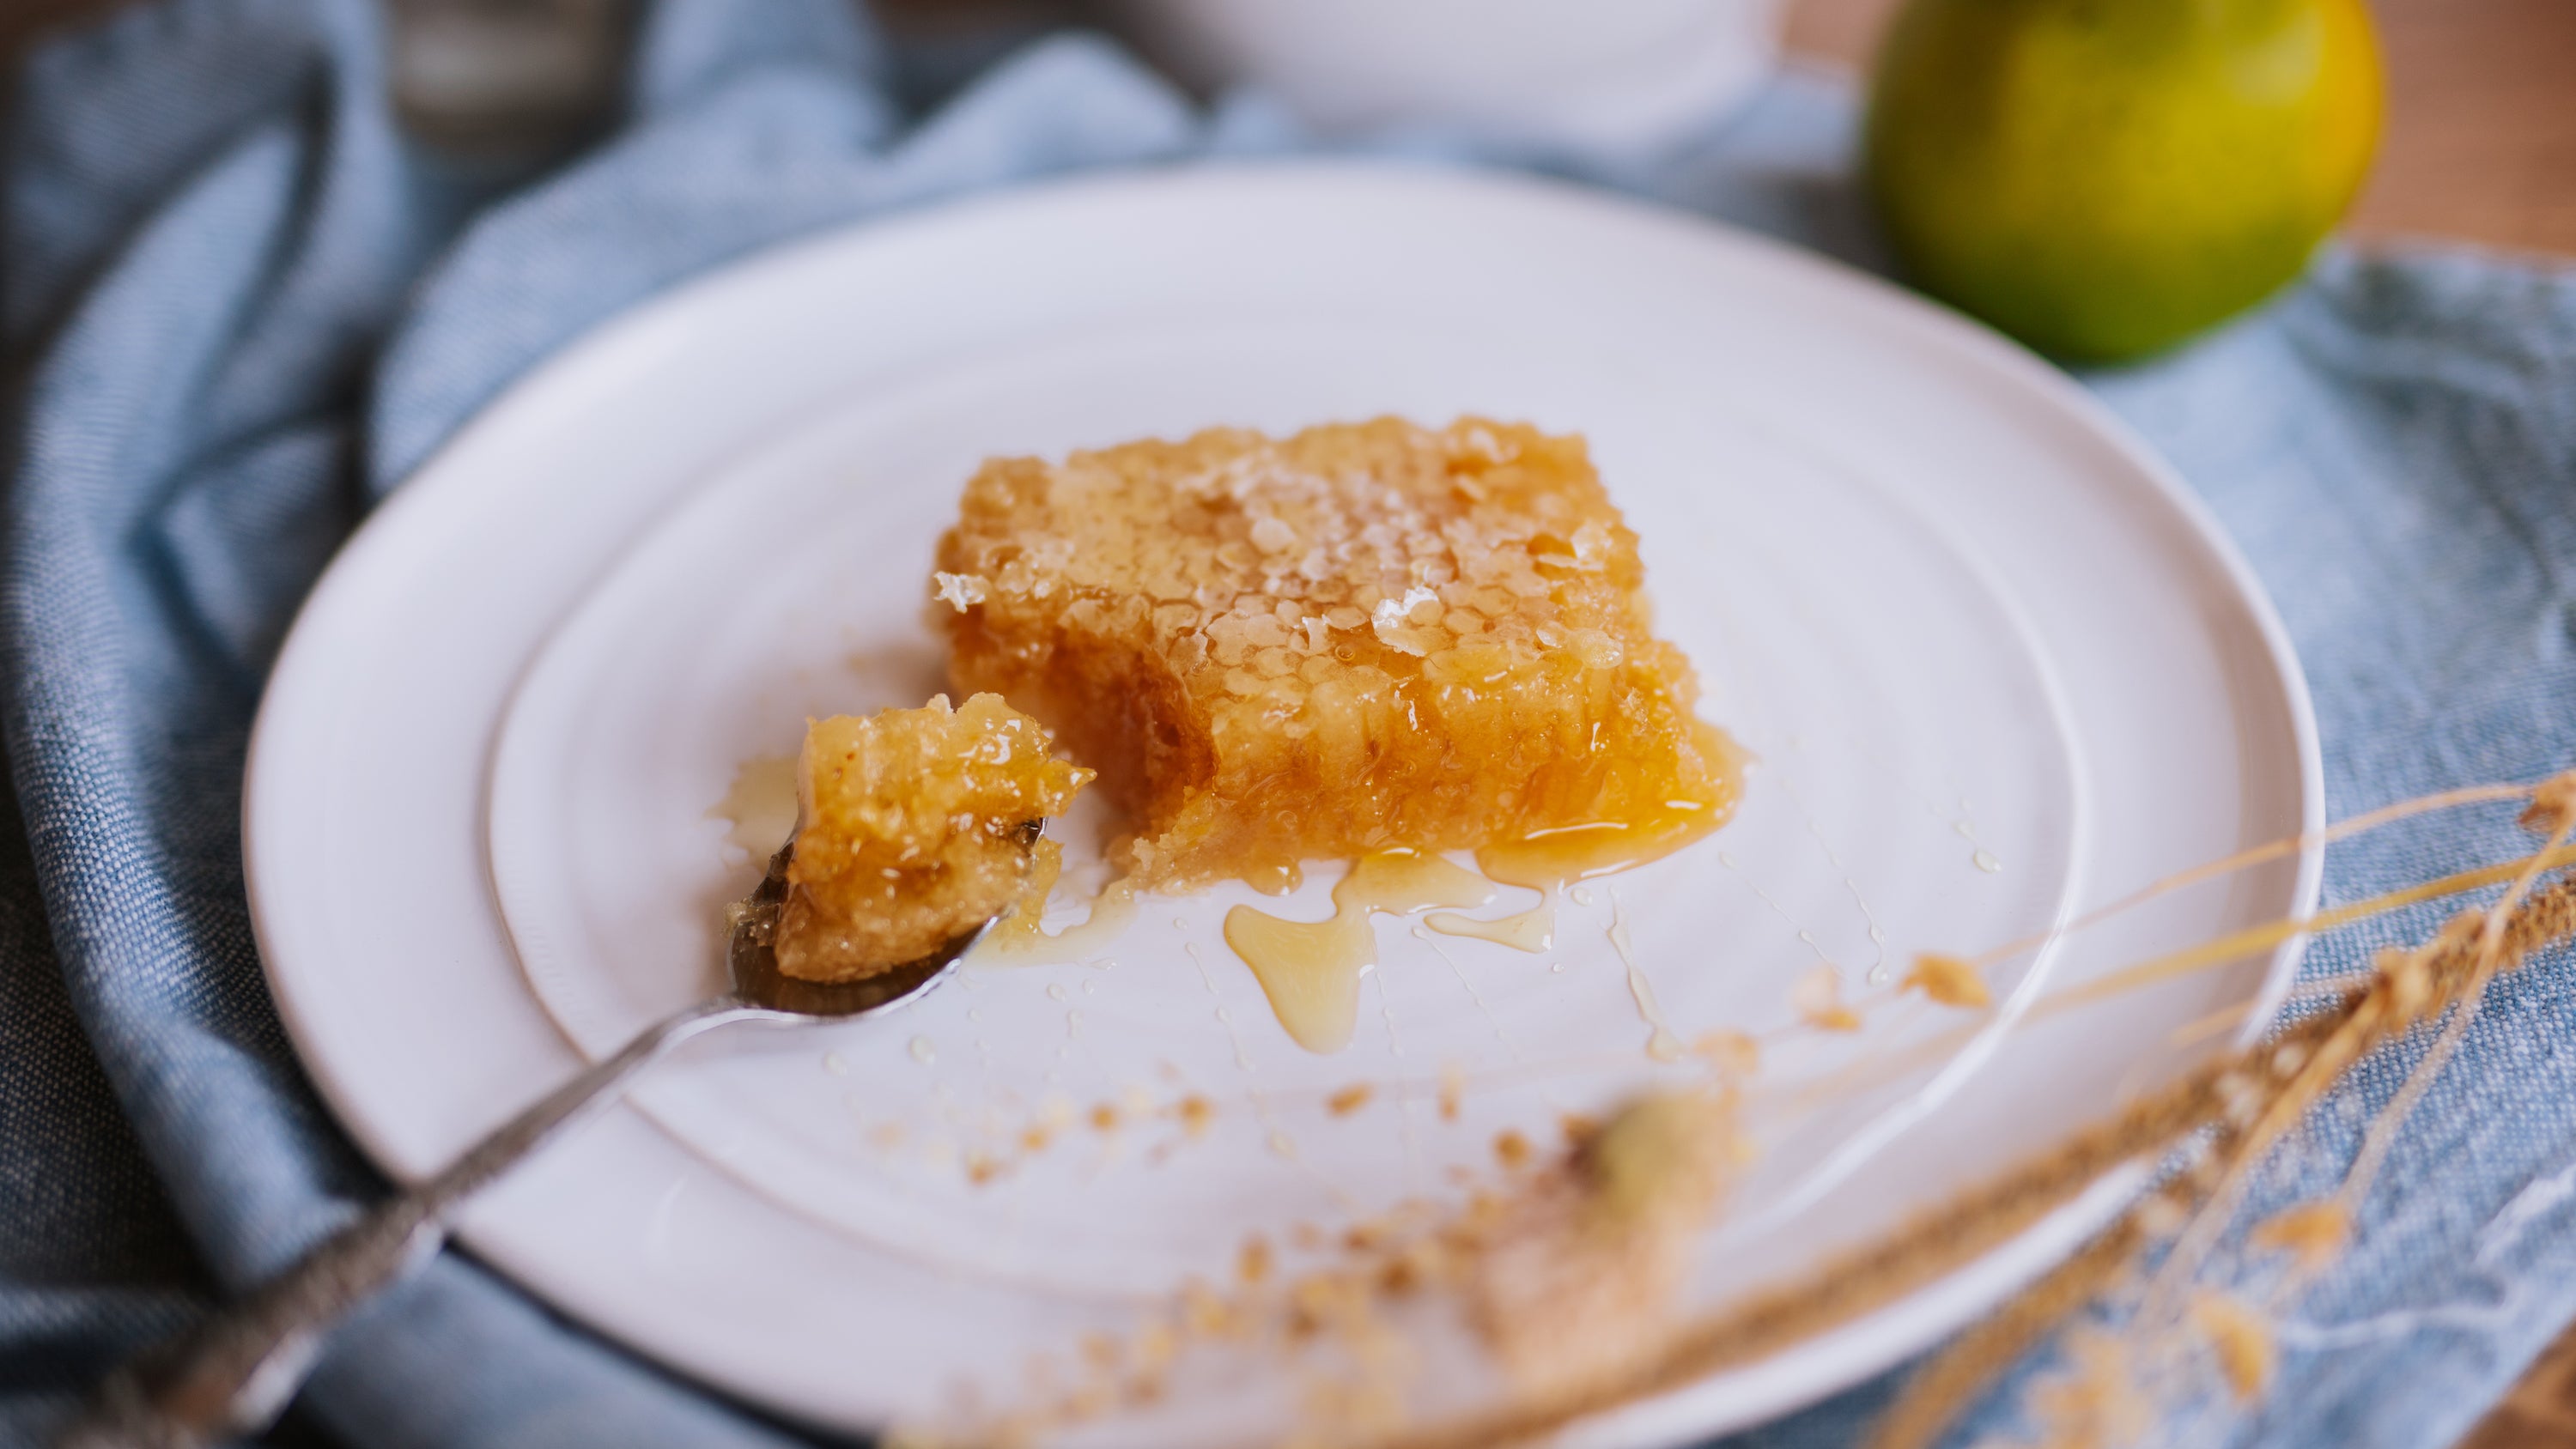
[723,840,986,1020]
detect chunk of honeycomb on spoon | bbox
[775,693,1091,982]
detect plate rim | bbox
[243,157,2324,1440]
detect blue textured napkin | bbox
[5,0,2573,1446]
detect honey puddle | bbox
[975,845,1139,965]
[1424,803,1726,955]
[1229,802,1726,1054]
[1423,904,1555,952]
[1223,851,1493,1054]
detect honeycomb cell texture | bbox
[933,417,1736,888]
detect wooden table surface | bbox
[0,1,2570,1445]
[1790,0,2576,258]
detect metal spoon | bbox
[60,837,1002,1449]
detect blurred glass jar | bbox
[1106,0,1783,151]
[388,0,631,157]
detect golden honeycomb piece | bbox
[933,417,1737,889]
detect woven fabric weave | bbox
[4,1,2573,1445]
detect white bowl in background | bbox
[1108,0,1783,151]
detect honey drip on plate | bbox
[1224,850,1493,1053]
[1424,798,1729,955]
[711,753,799,859]
[1424,902,1556,952]
[1227,802,1728,1055]
[974,845,1140,966]
[1477,798,1727,889]
[1606,890,1687,1062]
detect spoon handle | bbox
[57,995,754,1449]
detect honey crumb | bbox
[1690,1029,1760,1076]
[1238,1236,1274,1287]
[1327,1083,1376,1117]
[1286,1273,1367,1337]
[1178,1278,1239,1339]
[1494,1129,1533,1168]
[1900,952,1992,1009]
[1377,1256,1421,1297]
[1791,966,1864,1032]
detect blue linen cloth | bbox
[3,0,2573,1446]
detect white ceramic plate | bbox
[246,164,2318,1446]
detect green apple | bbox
[1865,0,2385,363]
